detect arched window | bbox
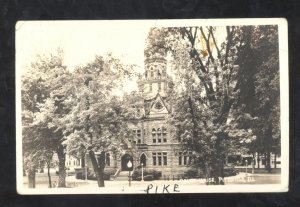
[151,72,154,77]
[157,70,161,77]
[140,153,147,167]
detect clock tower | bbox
[137,49,171,100]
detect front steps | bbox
[113,171,133,181]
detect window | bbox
[155,102,163,110]
[151,72,154,77]
[179,152,182,165]
[178,152,193,166]
[137,129,141,144]
[152,153,157,165]
[188,152,193,164]
[157,128,162,143]
[137,130,141,137]
[183,154,187,165]
[152,128,156,143]
[158,82,161,91]
[106,153,110,166]
[145,71,148,78]
[162,127,167,142]
[152,152,167,166]
[157,70,161,77]
[158,153,162,165]
[132,129,142,144]
[163,152,167,165]
[152,127,167,143]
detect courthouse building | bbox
[85,46,193,178]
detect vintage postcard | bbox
[16,19,289,194]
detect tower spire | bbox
[137,28,171,99]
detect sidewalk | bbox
[22,171,281,192]
[65,171,280,187]
[235,167,281,174]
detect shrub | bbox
[223,166,239,177]
[184,169,199,179]
[76,170,113,180]
[132,169,161,181]
[143,175,153,181]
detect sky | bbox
[16,21,158,93]
[16,21,152,72]
[15,20,230,94]
[15,20,232,72]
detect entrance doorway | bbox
[140,153,146,167]
[121,154,132,171]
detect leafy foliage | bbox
[147,26,280,181]
[22,49,71,187]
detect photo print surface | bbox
[16,19,289,194]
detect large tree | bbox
[62,54,136,187]
[251,26,280,170]
[146,26,274,184]
[226,25,280,169]
[22,49,72,187]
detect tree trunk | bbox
[81,152,86,168]
[98,166,105,187]
[47,163,52,188]
[266,152,272,173]
[57,145,66,187]
[39,160,44,173]
[252,153,255,168]
[211,135,224,185]
[28,167,36,188]
[257,153,260,169]
[89,150,105,187]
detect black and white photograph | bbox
[16,19,288,194]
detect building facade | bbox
[85,47,193,178]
